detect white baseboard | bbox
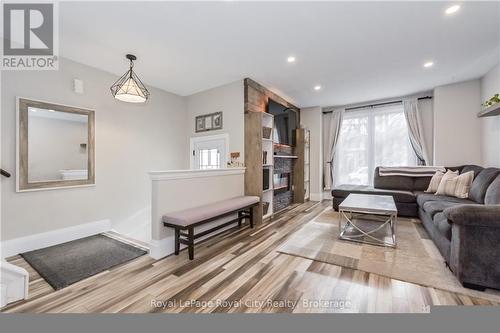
[149,237,174,260]
[1,219,111,259]
[310,192,324,201]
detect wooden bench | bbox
[162,196,260,260]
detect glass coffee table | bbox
[338,193,398,248]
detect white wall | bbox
[300,106,323,201]
[186,80,244,164]
[480,63,500,167]
[1,58,189,242]
[433,79,482,166]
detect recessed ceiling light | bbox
[314,85,322,91]
[445,5,460,15]
[287,56,296,63]
[423,61,434,68]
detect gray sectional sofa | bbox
[332,165,500,290]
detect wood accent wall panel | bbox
[244,111,263,224]
[244,78,300,117]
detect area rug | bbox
[21,234,147,290]
[278,208,491,297]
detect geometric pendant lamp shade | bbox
[110,54,150,103]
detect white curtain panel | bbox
[324,108,345,190]
[403,98,429,165]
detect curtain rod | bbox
[322,96,433,114]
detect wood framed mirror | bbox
[17,98,95,192]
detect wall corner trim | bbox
[1,219,111,259]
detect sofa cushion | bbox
[435,171,474,199]
[332,185,416,203]
[414,176,433,191]
[461,165,484,179]
[422,201,465,218]
[415,192,476,206]
[469,168,500,203]
[425,171,445,193]
[432,212,452,240]
[485,175,500,205]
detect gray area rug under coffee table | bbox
[20,234,147,290]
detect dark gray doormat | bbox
[20,234,147,290]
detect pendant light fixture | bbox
[110,54,150,103]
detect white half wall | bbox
[433,79,482,166]
[300,106,323,201]
[186,80,244,164]
[480,63,500,167]
[149,168,245,259]
[1,58,189,244]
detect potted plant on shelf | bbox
[482,93,500,108]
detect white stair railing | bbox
[0,261,29,307]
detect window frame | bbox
[189,133,229,170]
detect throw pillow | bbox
[425,170,445,193]
[435,171,474,198]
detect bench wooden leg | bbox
[174,228,180,255]
[249,207,254,228]
[188,227,194,260]
[238,211,242,227]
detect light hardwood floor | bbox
[3,201,499,313]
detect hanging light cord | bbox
[129,59,134,78]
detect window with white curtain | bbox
[334,104,416,186]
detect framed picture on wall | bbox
[213,112,222,128]
[195,112,223,132]
[196,117,205,132]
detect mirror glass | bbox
[27,107,89,182]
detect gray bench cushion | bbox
[332,184,416,203]
[162,196,259,227]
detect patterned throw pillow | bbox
[435,171,474,198]
[425,170,447,193]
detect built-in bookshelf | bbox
[261,112,274,219]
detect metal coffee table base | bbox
[338,210,397,248]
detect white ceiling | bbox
[59,1,500,107]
